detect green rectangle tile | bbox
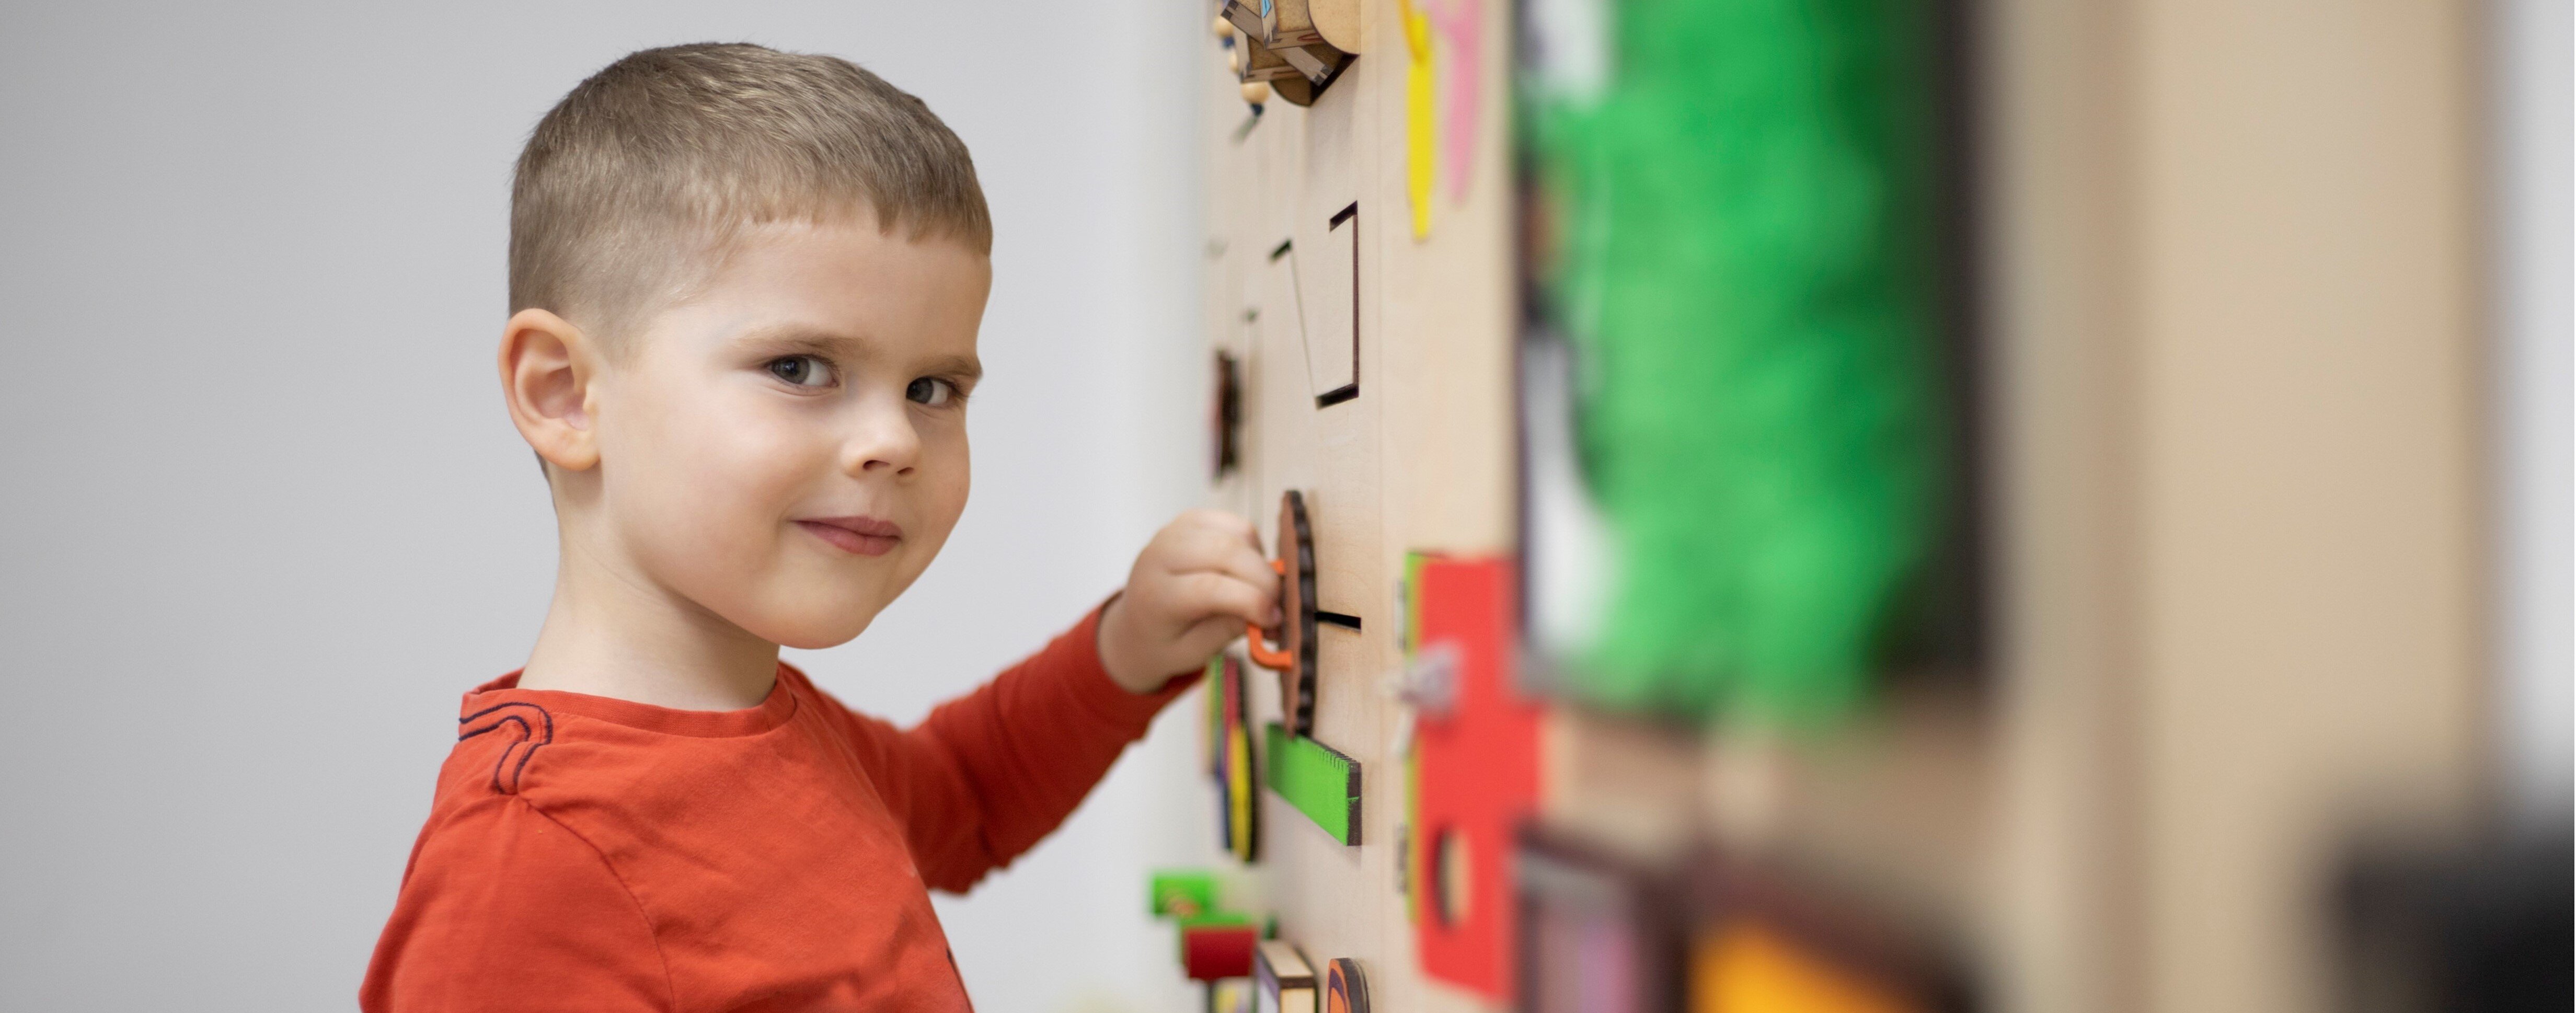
[1264,722,1361,845]
[1149,869,1219,918]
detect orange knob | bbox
[1244,558,1295,670]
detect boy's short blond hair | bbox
[511,42,992,347]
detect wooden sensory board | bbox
[1195,0,1517,1008]
[1187,0,2490,1010]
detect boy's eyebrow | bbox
[733,325,859,356]
[918,354,984,382]
[734,326,982,381]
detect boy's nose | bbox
[842,407,921,477]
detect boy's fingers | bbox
[1166,527,1278,591]
[1172,509,1257,545]
[1175,572,1275,627]
[1213,545,1281,594]
[1177,614,1249,659]
[1188,507,1260,540]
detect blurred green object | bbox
[1149,869,1220,919]
[1525,0,1949,720]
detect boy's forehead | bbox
[727,321,983,377]
[650,220,989,359]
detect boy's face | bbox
[588,220,990,650]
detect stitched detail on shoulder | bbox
[512,797,680,1012]
[458,703,553,794]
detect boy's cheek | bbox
[630,503,895,649]
[604,399,969,649]
[916,437,972,535]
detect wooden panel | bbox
[2129,2,2485,1011]
[1198,0,1515,1008]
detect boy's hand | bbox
[1097,510,1281,693]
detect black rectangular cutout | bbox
[1313,203,1360,408]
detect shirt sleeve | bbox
[361,796,670,1012]
[819,605,1200,893]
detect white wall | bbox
[0,3,1206,1009]
[2487,0,2574,830]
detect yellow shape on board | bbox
[1226,717,1255,860]
[1692,922,1914,1013]
[1398,0,1437,239]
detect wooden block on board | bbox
[1264,722,1362,845]
[1408,554,1542,1003]
[1256,940,1318,1013]
[1182,919,1262,981]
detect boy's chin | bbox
[733,596,883,651]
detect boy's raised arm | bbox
[826,510,1279,890]
[823,607,1192,891]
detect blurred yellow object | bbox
[1396,0,1435,238]
[1691,922,1911,1013]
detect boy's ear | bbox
[499,308,603,473]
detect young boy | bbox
[361,43,1276,1011]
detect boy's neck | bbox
[516,536,782,712]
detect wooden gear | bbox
[1244,489,1319,737]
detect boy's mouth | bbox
[795,515,903,557]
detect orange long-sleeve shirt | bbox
[361,609,1189,1012]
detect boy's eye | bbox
[907,377,958,407]
[767,355,834,388]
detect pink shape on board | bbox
[1427,0,1481,204]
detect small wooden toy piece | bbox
[1217,0,1355,108]
[1181,918,1262,981]
[1255,940,1319,1013]
[1263,721,1362,845]
[1325,958,1369,1013]
[1213,653,1261,863]
[1240,80,1273,107]
[1244,490,1319,736]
